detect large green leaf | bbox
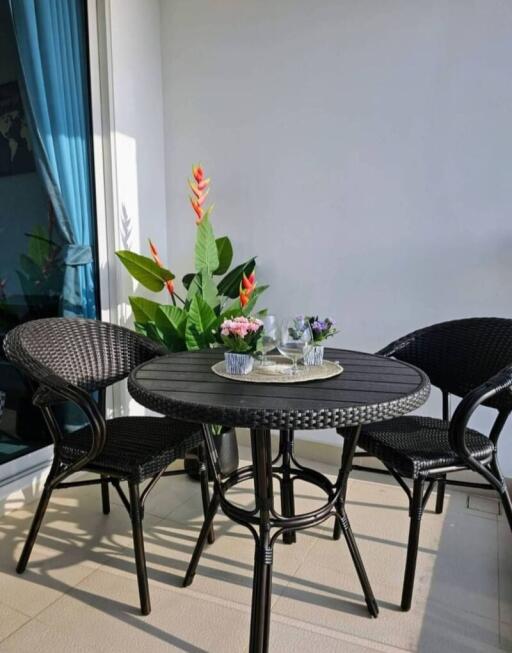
[116,251,174,292]
[185,294,218,350]
[155,305,187,342]
[27,226,52,266]
[194,216,219,274]
[145,321,166,346]
[186,269,219,309]
[129,296,161,324]
[217,258,256,298]
[182,273,195,290]
[214,237,233,275]
[19,254,41,279]
[220,299,243,320]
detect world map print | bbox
[0,81,35,177]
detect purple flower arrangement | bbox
[306,316,338,343]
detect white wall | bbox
[98,0,168,415]
[159,0,512,473]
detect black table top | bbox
[128,348,430,431]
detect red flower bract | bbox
[149,239,174,295]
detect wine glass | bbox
[278,316,313,375]
[259,315,278,366]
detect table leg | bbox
[279,429,296,545]
[249,428,274,653]
[333,426,359,541]
[336,507,379,617]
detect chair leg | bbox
[183,492,220,587]
[435,474,446,515]
[401,478,424,611]
[17,483,53,574]
[128,481,151,615]
[101,476,110,515]
[198,442,215,545]
[489,456,512,532]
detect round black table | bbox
[128,348,430,653]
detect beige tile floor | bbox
[0,446,509,652]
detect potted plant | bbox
[220,316,264,374]
[116,164,268,477]
[303,316,338,366]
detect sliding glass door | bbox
[0,0,98,471]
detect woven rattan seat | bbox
[61,417,203,483]
[359,416,494,478]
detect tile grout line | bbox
[270,612,415,653]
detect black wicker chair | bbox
[335,317,512,611]
[3,317,213,616]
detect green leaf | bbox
[19,254,40,279]
[185,295,218,350]
[220,299,243,320]
[182,273,196,290]
[116,250,174,292]
[145,321,166,346]
[129,296,161,324]
[27,226,52,266]
[217,258,256,298]
[186,269,219,309]
[214,237,233,275]
[194,216,219,274]
[155,305,187,341]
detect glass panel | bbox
[0,0,55,463]
[0,0,97,464]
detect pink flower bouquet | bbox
[220,316,263,354]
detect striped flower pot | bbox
[225,352,254,375]
[303,345,324,366]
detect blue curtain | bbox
[9,0,97,318]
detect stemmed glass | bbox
[259,315,278,366]
[278,317,313,375]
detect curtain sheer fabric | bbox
[9,0,96,318]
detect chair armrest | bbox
[34,375,107,476]
[449,367,512,459]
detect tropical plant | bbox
[116,164,268,351]
[0,213,64,331]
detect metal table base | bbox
[183,425,379,653]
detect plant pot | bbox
[184,427,239,480]
[304,344,324,366]
[224,351,254,375]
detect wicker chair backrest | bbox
[3,318,167,392]
[380,317,512,411]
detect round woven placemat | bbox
[211,355,343,384]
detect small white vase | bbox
[224,352,254,375]
[304,345,324,366]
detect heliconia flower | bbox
[190,197,204,223]
[241,274,253,291]
[197,188,209,206]
[239,270,256,308]
[192,164,204,182]
[148,239,174,295]
[189,165,211,224]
